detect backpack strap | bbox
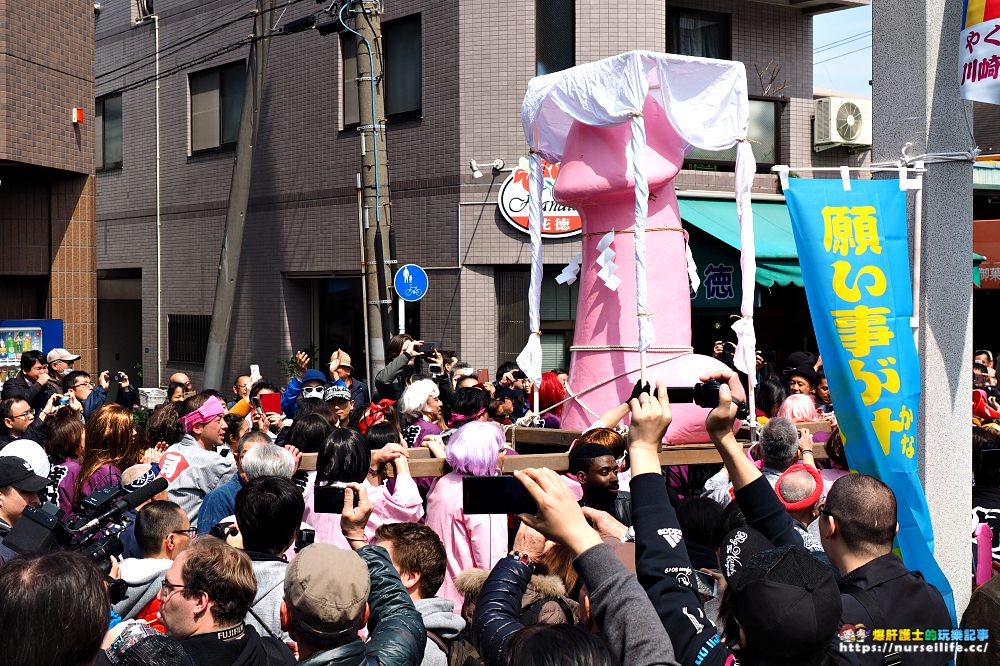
[427,630,451,653]
[841,584,902,666]
[247,606,280,640]
[841,583,882,627]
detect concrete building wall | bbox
[0,0,94,173]
[0,1,96,370]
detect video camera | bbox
[1,477,168,602]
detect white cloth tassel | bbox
[732,141,758,387]
[593,231,620,291]
[629,115,655,352]
[556,253,582,285]
[516,150,545,387]
[685,237,700,295]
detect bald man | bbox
[169,372,193,393]
[776,465,829,565]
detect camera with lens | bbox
[114,371,126,383]
[1,477,167,602]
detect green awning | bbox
[679,197,983,289]
[678,198,804,288]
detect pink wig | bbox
[777,394,819,423]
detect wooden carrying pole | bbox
[296,420,832,477]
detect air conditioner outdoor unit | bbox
[814,97,872,151]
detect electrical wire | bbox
[814,29,871,53]
[271,0,292,30]
[101,38,252,97]
[97,0,309,82]
[814,43,872,66]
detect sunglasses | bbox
[302,387,325,397]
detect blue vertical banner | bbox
[784,178,955,618]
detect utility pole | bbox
[350,0,394,374]
[202,0,272,390]
[874,0,973,615]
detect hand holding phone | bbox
[314,483,359,514]
[463,475,538,515]
[259,392,281,415]
[694,570,719,598]
[341,483,372,546]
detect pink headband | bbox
[775,463,824,512]
[180,396,226,434]
[448,408,486,428]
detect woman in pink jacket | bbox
[425,420,508,609]
[303,427,423,549]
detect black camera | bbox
[690,380,751,420]
[81,484,126,512]
[114,371,126,383]
[295,528,316,552]
[2,478,167,602]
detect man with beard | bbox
[569,442,632,527]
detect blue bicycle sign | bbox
[394,264,429,302]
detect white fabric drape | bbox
[628,115,655,351]
[517,50,756,388]
[516,152,545,387]
[731,141,758,388]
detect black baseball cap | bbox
[722,528,841,661]
[0,457,50,492]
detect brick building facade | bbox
[0,1,97,376]
[94,0,867,388]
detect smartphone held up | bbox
[463,475,538,515]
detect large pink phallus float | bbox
[516,51,758,443]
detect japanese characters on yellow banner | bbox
[785,177,953,617]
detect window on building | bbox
[383,14,422,120]
[495,268,579,370]
[189,61,245,153]
[539,269,578,371]
[168,314,211,364]
[684,97,782,172]
[536,0,575,76]
[667,8,730,60]
[96,94,123,170]
[342,36,360,127]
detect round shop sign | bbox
[498,157,582,238]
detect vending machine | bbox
[0,320,64,382]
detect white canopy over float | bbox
[516,50,759,405]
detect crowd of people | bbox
[0,333,986,665]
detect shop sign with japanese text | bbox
[960,0,1000,104]
[785,177,954,617]
[498,157,582,238]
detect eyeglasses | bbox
[302,387,325,397]
[12,408,35,421]
[72,381,95,389]
[159,579,199,600]
[818,503,841,522]
[171,527,198,537]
